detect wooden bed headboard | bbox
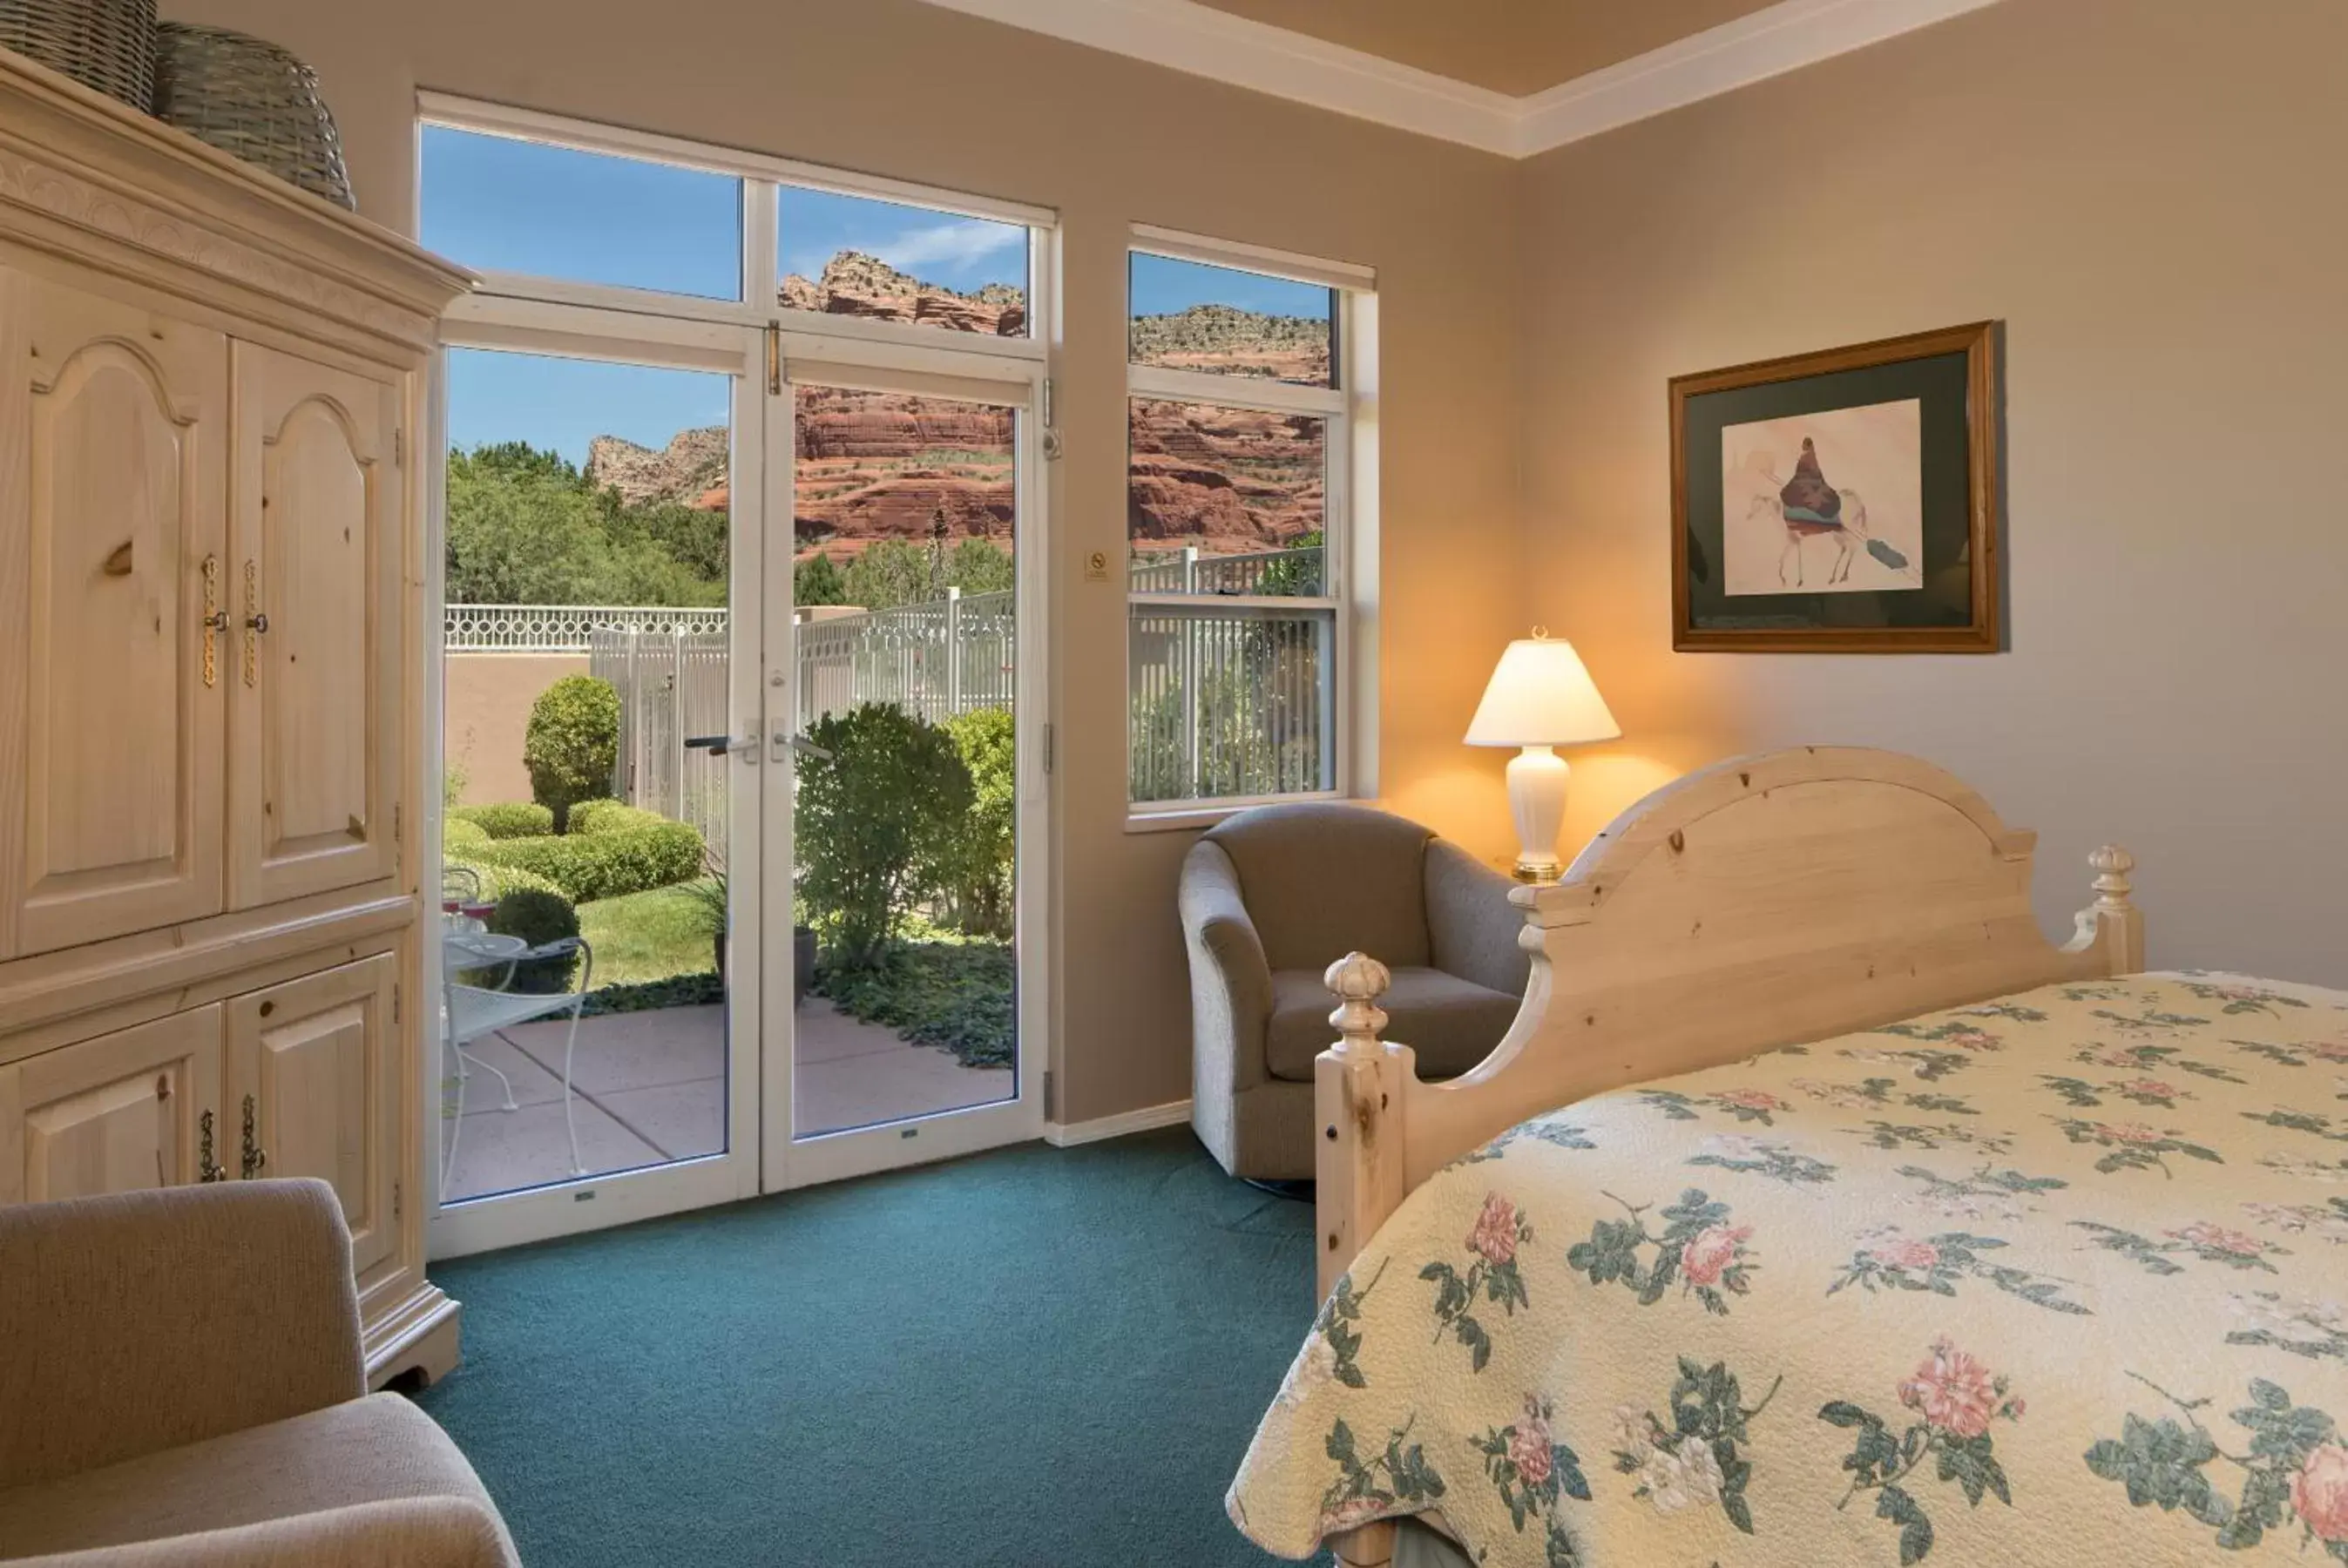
[1314,746,2143,1299]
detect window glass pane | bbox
[422,125,743,300]
[1127,399,1324,596]
[778,187,1029,337]
[1129,253,1334,387]
[791,381,1020,1135]
[1128,606,1334,802]
[439,348,735,1203]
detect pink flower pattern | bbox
[1681,1224,1756,1288]
[2294,1443,2348,1543]
[1468,1193,1520,1266]
[1898,1339,2020,1439]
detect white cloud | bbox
[872,219,1023,275]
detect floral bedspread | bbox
[1228,971,2348,1566]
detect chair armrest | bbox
[1424,839,1533,998]
[10,1497,516,1568]
[0,1179,363,1487]
[1179,841,1275,1092]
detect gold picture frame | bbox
[1669,321,2001,652]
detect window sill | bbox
[1124,793,1343,835]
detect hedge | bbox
[444,852,564,902]
[465,807,704,903]
[450,801,555,840]
[443,817,492,850]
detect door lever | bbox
[683,733,761,763]
[771,727,835,763]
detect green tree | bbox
[795,551,848,606]
[841,539,931,611]
[947,538,1015,597]
[523,675,621,832]
[938,706,1015,936]
[795,703,971,970]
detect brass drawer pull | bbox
[198,1109,225,1183]
[200,555,226,688]
[241,560,262,686]
[240,1094,267,1179]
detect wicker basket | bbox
[0,0,157,109]
[152,22,352,209]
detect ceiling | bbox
[1188,0,1786,97]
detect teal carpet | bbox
[416,1129,1312,1566]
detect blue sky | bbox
[427,125,1333,457]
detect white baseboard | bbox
[1045,1098,1194,1147]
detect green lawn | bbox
[577,881,721,987]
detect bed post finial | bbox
[2074,844,2145,976]
[1325,952,1391,1056]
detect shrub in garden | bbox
[450,801,554,840]
[937,706,1014,937]
[796,702,971,970]
[443,817,492,851]
[523,675,620,831]
[484,888,580,993]
[445,855,564,903]
[464,807,704,903]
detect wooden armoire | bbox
[0,51,470,1383]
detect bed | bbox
[1228,747,2348,1566]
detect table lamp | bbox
[1465,629,1620,882]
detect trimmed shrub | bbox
[444,853,563,903]
[443,817,492,851]
[523,675,620,831]
[567,800,671,836]
[450,801,554,840]
[484,888,580,993]
[466,810,704,903]
[795,702,971,970]
[937,706,1014,937]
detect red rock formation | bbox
[585,426,729,509]
[1127,400,1324,547]
[780,252,1026,337]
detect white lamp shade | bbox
[1465,635,1621,748]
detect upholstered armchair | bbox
[1182,803,1530,1180]
[0,1179,518,1567]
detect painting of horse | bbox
[1720,399,1925,596]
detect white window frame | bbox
[416,93,1059,1254]
[1124,227,1376,827]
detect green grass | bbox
[576,880,721,987]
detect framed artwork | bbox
[1669,321,2001,652]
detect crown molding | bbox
[913,0,2003,159]
[916,0,1522,155]
[1512,0,2002,156]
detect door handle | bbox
[771,727,835,764]
[684,733,761,763]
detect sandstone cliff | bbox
[585,426,730,510]
[780,251,1026,336]
[1129,303,1330,385]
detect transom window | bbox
[1126,235,1370,813]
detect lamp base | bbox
[1505,746,1570,886]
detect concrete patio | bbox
[443,997,1013,1202]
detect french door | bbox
[428,317,1047,1256]
[762,350,1047,1191]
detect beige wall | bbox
[160,0,1527,1122]
[1517,0,2348,983]
[443,653,589,808]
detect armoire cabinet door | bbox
[228,343,403,909]
[0,1006,226,1206]
[0,269,229,959]
[227,953,397,1280]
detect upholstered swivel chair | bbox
[1181,803,1530,1180]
